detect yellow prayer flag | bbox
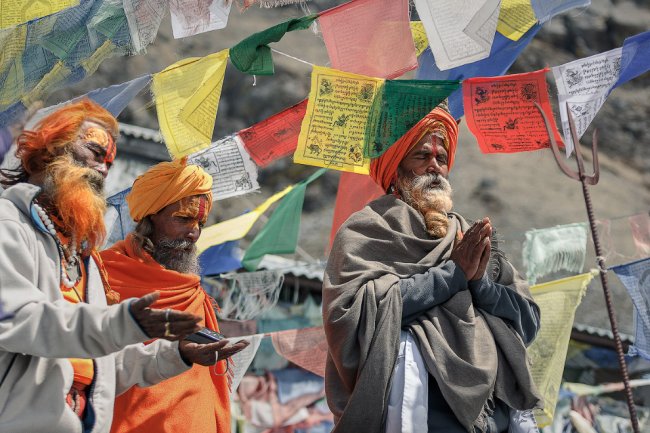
[410,21,429,57]
[0,0,79,29]
[527,271,596,427]
[22,61,71,107]
[0,26,27,106]
[294,66,383,175]
[196,185,293,254]
[152,49,229,158]
[496,0,537,41]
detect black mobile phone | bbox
[184,327,225,345]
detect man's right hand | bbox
[130,293,201,341]
[450,218,492,281]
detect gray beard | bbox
[396,172,453,213]
[152,238,201,275]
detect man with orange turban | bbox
[323,101,542,433]
[0,99,206,433]
[101,158,248,433]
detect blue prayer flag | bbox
[86,74,152,116]
[416,24,541,118]
[103,187,136,248]
[613,30,650,91]
[611,257,650,361]
[199,240,242,276]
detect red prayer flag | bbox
[239,99,308,167]
[318,0,417,79]
[463,68,564,153]
[328,172,384,252]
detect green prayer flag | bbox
[366,79,460,158]
[229,14,318,76]
[242,169,326,271]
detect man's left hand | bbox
[179,339,250,366]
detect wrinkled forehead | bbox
[172,194,209,224]
[80,121,116,163]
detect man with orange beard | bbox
[0,99,226,433]
[323,101,542,433]
[101,158,248,433]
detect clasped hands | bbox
[129,292,250,366]
[450,217,492,282]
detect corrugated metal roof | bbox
[119,122,162,143]
[257,255,326,281]
[573,322,634,343]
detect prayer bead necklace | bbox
[33,202,80,288]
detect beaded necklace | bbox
[33,201,81,289]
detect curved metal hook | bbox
[533,102,600,185]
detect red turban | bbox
[369,105,458,192]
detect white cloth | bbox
[385,330,428,433]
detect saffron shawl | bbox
[100,234,230,433]
[323,195,541,432]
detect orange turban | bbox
[127,157,213,221]
[369,105,458,192]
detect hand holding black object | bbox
[179,339,250,366]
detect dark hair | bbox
[132,216,155,256]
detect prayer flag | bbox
[319,0,416,79]
[463,68,564,153]
[152,49,229,157]
[294,67,382,174]
[328,172,384,251]
[188,134,260,201]
[199,240,242,276]
[239,99,307,167]
[0,0,79,29]
[229,14,317,76]
[368,79,460,157]
[123,0,168,53]
[272,327,328,377]
[229,334,264,396]
[416,23,541,118]
[552,47,622,156]
[531,0,590,24]
[170,0,232,39]
[523,222,588,285]
[611,258,650,361]
[241,169,326,271]
[196,186,293,254]
[613,30,650,90]
[528,272,595,427]
[26,74,152,130]
[237,0,312,8]
[410,21,429,57]
[629,213,650,259]
[496,0,537,41]
[413,0,501,70]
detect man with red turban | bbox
[101,158,248,433]
[0,99,206,433]
[324,101,542,433]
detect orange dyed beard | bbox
[42,154,107,255]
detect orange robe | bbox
[101,234,230,433]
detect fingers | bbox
[471,236,491,281]
[130,292,160,313]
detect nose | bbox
[186,223,201,243]
[426,158,443,175]
[96,162,109,178]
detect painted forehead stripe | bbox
[84,127,116,163]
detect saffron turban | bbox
[127,157,213,222]
[369,104,458,192]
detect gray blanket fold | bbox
[323,195,541,433]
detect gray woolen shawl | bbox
[323,195,541,433]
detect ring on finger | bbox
[164,321,172,337]
[165,308,171,322]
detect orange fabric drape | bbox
[369,106,458,192]
[100,234,230,433]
